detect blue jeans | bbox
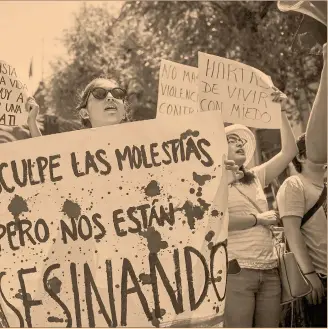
[224,268,281,328]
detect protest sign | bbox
[0,61,29,127]
[198,52,282,129]
[156,59,199,117]
[0,110,229,327]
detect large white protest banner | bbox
[156,59,199,117]
[0,111,229,327]
[198,52,282,129]
[0,61,28,127]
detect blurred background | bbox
[0,0,326,207]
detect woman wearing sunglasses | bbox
[223,90,298,328]
[78,78,128,128]
[27,77,127,136]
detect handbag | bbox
[232,184,312,305]
[280,182,327,305]
[278,183,326,307]
[273,235,312,305]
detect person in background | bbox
[25,76,243,180]
[276,133,327,327]
[224,90,298,328]
[305,43,327,165]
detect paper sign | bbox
[0,61,29,127]
[198,52,281,129]
[156,60,199,117]
[0,111,229,327]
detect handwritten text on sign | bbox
[0,61,28,127]
[0,111,228,327]
[156,60,199,117]
[198,52,281,129]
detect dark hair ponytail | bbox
[292,133,306,173]
[238,165,256,185]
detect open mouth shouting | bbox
[104,104,118,114]
[236,149,245,155]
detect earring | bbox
[120,113,127,123]
[79,108,90,120]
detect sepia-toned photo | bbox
[0,1,326,327]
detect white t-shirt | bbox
[276,174,327,275]
[227,165,278,269]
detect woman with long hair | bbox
[224,91,298,328]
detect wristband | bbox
[250,213,257,227]
[304,270,316,276]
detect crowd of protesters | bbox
[21,42,327,328]
[2,0,326,322]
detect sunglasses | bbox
[89,87,127,101]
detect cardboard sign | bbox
[198,52,282,129]
[0,61,28,127]
[0,111,229,327]
[156,60,199,117]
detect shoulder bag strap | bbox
[232,184,262,213]
[301,184,327,227]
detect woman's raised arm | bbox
[261,92,298,186]
[306,43,327,164]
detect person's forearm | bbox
[228,214,256,231]
[261,110,298,186]
[284,225,315,274]
[28,119,42,137]
[280,111,298,159]
[306,63,327,164]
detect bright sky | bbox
[0,1,123,93]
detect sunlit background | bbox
[0,1,123,93]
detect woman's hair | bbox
[292,133,306,173]
[75,77,130,128]
[238,165,256,185]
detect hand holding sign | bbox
[271,87,287,104]
[25,97,42,138]
[26,97,40,121]
[224,159,244,183]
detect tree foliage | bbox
[45,1,324,125]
